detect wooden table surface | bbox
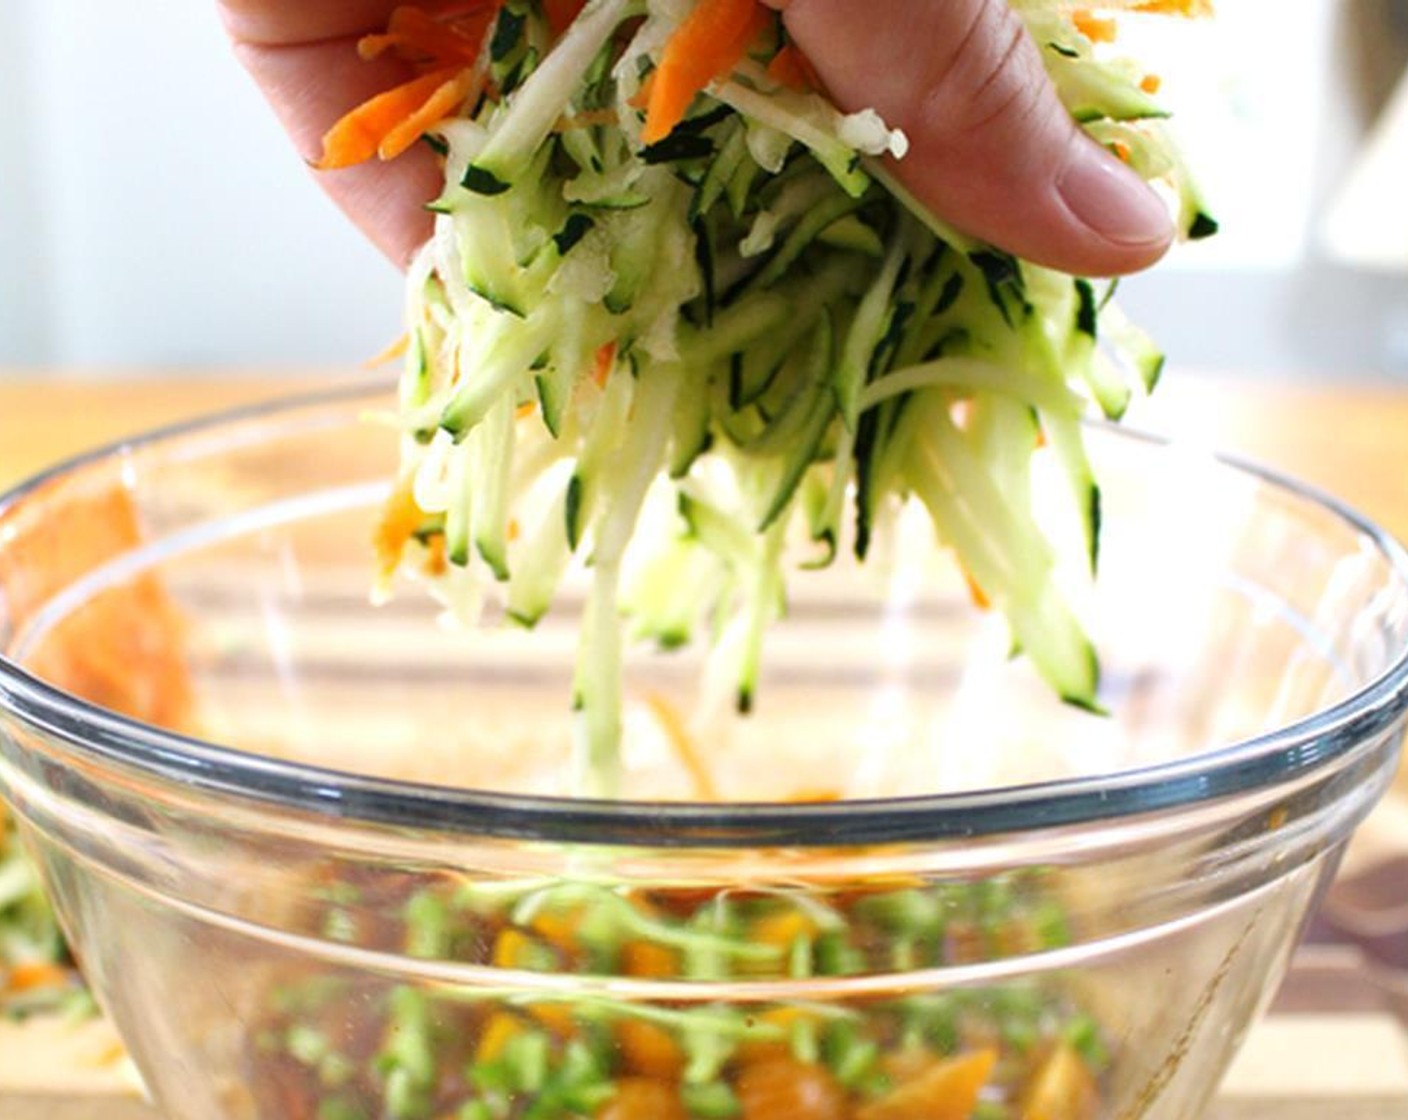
[1,373,1408,541]
[2,371,1408,1117]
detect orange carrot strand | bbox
[379,69,475,160]
[642,0,770,145]
[316,68,462,170]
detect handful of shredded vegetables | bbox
[323,0,1215,796]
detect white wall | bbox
[0,0,402,373]
[0,0,1404,377]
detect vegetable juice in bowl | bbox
[1,387,1406,1120]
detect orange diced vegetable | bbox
[736,1057,848,1120]
[750,908,816,948]
[596,1077,688,1120]
[857,1048,997,1120]
[1019,1042,1100,1120]
[530,906,582,951]
[5,961,71,993]
[641,0,770,144]
[1140,73,1162,94]
[622,938,679,978]
[735,1008,822,1067]
[616,1016,686,1079]
[475,1012,524,1063]
[529,1001,578,1037]
[491,927,539,968]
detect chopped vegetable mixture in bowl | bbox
[3,1,1408,1119]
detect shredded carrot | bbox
[364,332,410,368]
[422,532,449,577]
[629,72,655,112]
[379,68,476,160]
[1131,0,1212,14]
[1,483,195,732]
[591,340,619,388]
[964,570,991,611]
[1072,9,1118,41]
[1140,73,1163,94]
[316,67,462,169]
[374,477,425,583]
[644,692,717,800]
[641,0,770,144]
[1110,139,1132,163]
[787,787,841,802]
[359,4,495,65]
[544,0,590,39]
[857,1049,998,1120]
[765,43,818,93]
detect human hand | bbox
[221,0,1174,275]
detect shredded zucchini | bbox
[377,0,1208,795]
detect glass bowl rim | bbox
[2,379,1407,848]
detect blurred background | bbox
[0,0,1407,378]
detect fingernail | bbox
[1058,144,1173,248]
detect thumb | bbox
[764,0,1174,276]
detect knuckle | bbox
[916,2,1055,145]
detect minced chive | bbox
[1064,1013,1110,1070]
[286,1024,331,1066]
[405,891,450,960]
[383,1065,429,1120]
[318,1098,371,1120]
[682,1081,742,1118]
[855,888,943,935]
[504,1029,551,1092]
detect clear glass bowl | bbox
[2,382,1407,1120]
